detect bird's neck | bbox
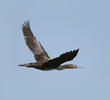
[57,64,74,70]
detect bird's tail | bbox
[19,63,30,67]
[19,62,41,68]
[19,63,36,67]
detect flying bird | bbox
[19,21,81,71]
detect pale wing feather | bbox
[22,21,50,61]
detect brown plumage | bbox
[19,21,81,71]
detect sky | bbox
[0,0,110,100]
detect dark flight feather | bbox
[42,49,79,67]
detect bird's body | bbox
[20,62,80,71]
[19,21,81,71]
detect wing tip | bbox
[75,48,79,52]
[72,48,79,57]
[22,20,33,37]
[22,20,30,29]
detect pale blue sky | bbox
[0,0,110,100]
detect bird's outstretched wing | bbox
[42,49,79,67]
[22,20,50,61]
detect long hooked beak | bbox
[77,66,84,69]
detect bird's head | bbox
[71,64,83,69]
[58,64,83,70]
